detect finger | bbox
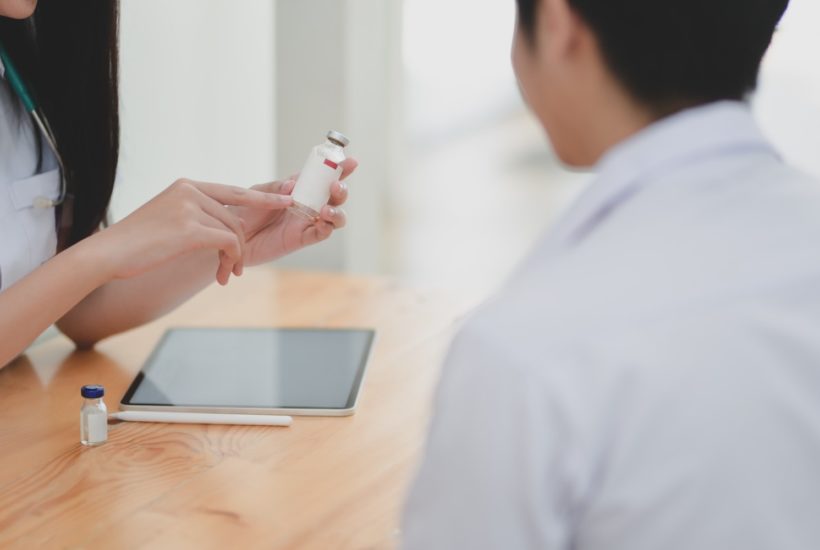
[328,180,349,207]
[186,180,293,209]
[226,248,243,277]
[217,250,234,284]
[195,215,242,283]
[192,226,242,286]
[204,226,240,281]
[198,198,247,277]
[339,158,358,180]
[199,198,246,242]
[319,205,347,229]
[250,178,296,196]
[235,218,246,276]
[301,220,335,245]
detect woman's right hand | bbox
[89,178,292,285]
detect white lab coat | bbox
[0,75,60,292]
[402,101,820,549]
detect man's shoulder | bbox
[454,158,820,378]
[516,163,820,327]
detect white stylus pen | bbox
[110,411,292,427]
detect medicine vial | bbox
[289,130,350,220]
[80,385,108,446]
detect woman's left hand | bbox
[234,158,358,266]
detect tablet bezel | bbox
[119,327,376,417]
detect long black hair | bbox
[0,0,119,249]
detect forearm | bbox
[56,248,219,347]
[0,239,112,369]
[41,176,299,349]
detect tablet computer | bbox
[120,327,376,416]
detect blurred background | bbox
[112,0,820,304]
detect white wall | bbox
[114,0,399,275]
[273,0,402,273]
[111,1,277,220]
[110,0,819,277]
[403,0,519,142]
[754,0,820,178]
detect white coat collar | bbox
[546,101,779,250]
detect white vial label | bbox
[291,146,343,216]
[81,410,108,446]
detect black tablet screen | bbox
[121,328,375,410]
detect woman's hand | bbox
[235,158,358,266]
[90,178,292,285]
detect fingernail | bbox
[327,207,337,217]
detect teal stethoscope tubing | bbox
[0,40,67,208]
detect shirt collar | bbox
[546,100,779,250]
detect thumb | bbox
[340,158,358,180]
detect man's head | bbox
[512,0,790,167]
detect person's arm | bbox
[56,160,357,348]
[56,248,219,348]
[0,238,114,368]
[401,323,576,550]
[0,178,291,369]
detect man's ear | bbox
[541,0,584,64]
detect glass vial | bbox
[289,130,350,220]
[80,385,108,446]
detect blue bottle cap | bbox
[81,385,105,398]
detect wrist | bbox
[66,232,119,287]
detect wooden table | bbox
[0,269,471,549]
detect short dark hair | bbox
[516,0,790,114]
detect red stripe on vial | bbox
[324,159,339,170]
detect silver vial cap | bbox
[327,130,350,147]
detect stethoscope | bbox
[0,40,67,209]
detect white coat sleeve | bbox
[401,322,578,550]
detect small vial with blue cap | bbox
[80,385,108,446]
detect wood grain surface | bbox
[0,268,472,550]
